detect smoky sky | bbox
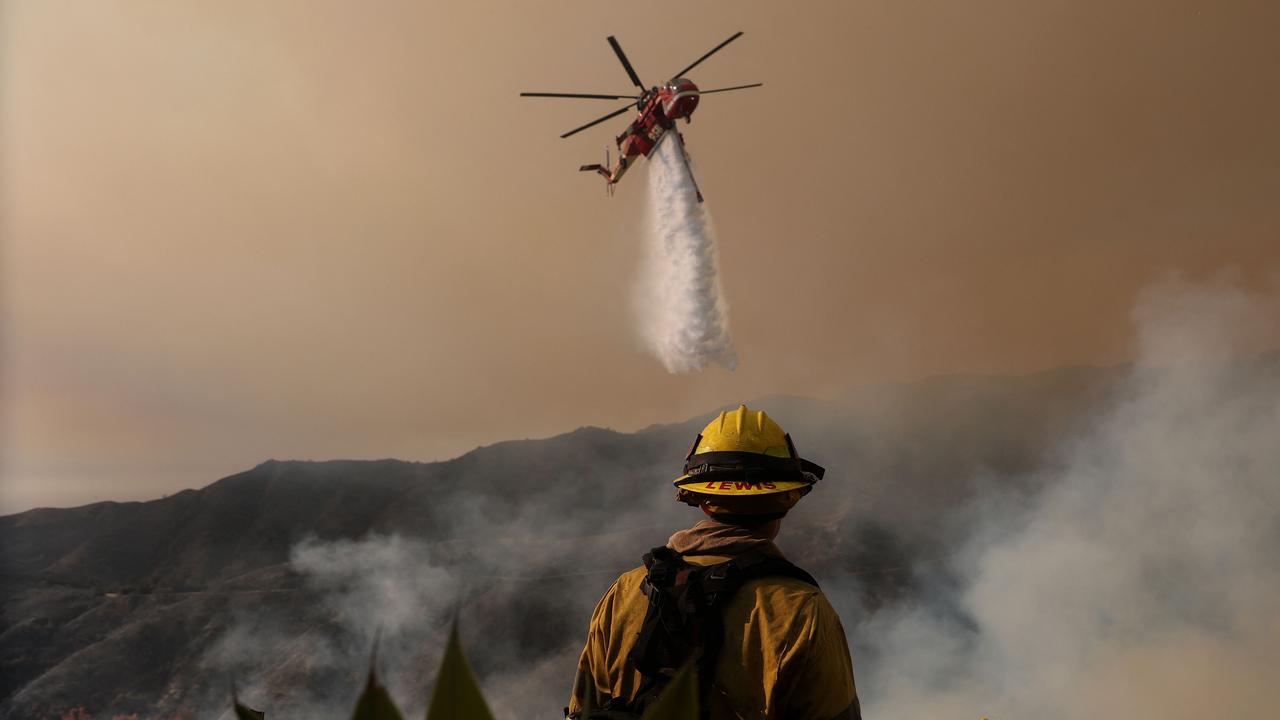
[2,0,1279,513]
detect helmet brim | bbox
[673,476,812,496]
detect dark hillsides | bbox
[0,366,1125,719]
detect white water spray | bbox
[634,134,737,373]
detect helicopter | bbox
[521,32,762,202]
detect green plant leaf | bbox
[230,679,265,720]
[233,699,266,720]
[424,622,495,720]
[351,668,406,720]
[579,666,595,720]
[639,663,698,720]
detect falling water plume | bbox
[635,134,737,373]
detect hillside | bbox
[0,365,1125,719]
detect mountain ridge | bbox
[1,365,1130,719]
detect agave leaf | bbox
[351,668,406,720]
[639,663,698,720]
[233,699,266,720]
[230,678,265,720]
[579,666,594,720]
[424,622,495,720]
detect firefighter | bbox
[567,405,861,720]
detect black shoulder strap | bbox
[628,546,685,679]
[705,551,819,593]
[619,546,820,719]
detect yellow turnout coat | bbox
[568,520,860,720]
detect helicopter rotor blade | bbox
[521,92,641,100]
[670,31,744,80]
[696,82,764,95]
[607,36,645,89]
[560,102,635,139]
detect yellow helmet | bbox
[674,404,824,515]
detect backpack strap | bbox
[691,550,818,710]
[615,547,691,718]
[633,547,711,671]
[618,546,820,719]
[705,551,820,595]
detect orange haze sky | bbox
[2,1,1278,512]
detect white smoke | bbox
[289,534,461,643]
[204,535,462,720]
[861,279,1280,719]
[634,133,737,373]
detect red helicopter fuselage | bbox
[577,78,702,197]
[616,78,700,160]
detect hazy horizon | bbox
[0,359,1140,513]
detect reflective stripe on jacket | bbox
[568,521,860,720]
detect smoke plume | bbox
[860,279,1280,719]
[203,536,462,720]
[634,134,736,373]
